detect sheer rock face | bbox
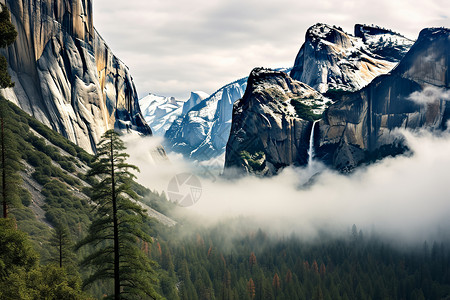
[224,28,449,175]
[290,23,414,93]
[0,0,151,153]
[224,68,325,176]
[316,28,450,171]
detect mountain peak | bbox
[181,91,210,115]
[417,27,450,41]
[291,23,414,93]
[393,27,449,88]
[247,67,288,86]
[305,23,351,47]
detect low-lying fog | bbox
[124,128,450,244]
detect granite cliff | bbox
[224,68,326,175]
[224,27,449,175]
[0,0,151,153]
[316,27,450,170]
[290,24,414,93]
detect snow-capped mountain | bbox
[290,24,414,93]
[164,77,249,161]
[182,91,210,115]
[139,92,208,136]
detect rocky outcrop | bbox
[290,23,414,94]
[0,0,151,153]
[224,68,326,175]
[165,77,247,160]
[315,27,450,170]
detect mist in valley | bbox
[124,127,450,246]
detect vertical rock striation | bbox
[316,28,450,170]
[0,0,151,153]
[224,27,449,175]
[224,68,325,176]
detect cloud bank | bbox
[125,129,450,244]
[408,86,450,105]
[93,0,450,99]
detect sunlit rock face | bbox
[316,28,450,171]
[224,68,326,176]
[0,0,151,153]
[290,23,414,94]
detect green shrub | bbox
[32,171,50,186]
[20,188,32,207]
[25,150,51,168]
[59,160,76,173]
[76,151,92,164]
[290,99,322,121]
[240,150,266,171]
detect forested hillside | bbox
[2,97,450,299]
[0,97,170,298]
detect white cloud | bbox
[408,86,450,105]
[125,129,450,244]
[93,0,450,100]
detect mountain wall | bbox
[0,0,151,153]
[290,24,414,93]
[316,27,450,171]
[224,68,326,175]
[224,27,449,175]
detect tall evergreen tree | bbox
[0,3,18,218]
[76,130,160,299]
[0,98,21,218]
[0,3,17,88]
[50,222,74,268]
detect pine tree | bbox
[0,1,20,219]
[50,222,74,268]
[272,273,280,297]
[0,98,21,218]
[247,278,256,300]
[76,130,160,299]
[0,3,17,88]
[0,218,38,280]
[249,252,257,271]
[0,2,20,217]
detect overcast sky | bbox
[93,0,449,100]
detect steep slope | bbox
[224,68,326,175]
[290,24,414,93]
[139,91,208,136]
[0,0,151,153]
[0,98,176,258]
[165,77,248,161]
[315,27,450,171]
